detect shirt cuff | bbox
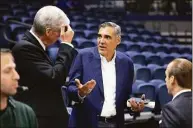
[61,42,74,48]
[78,92,86,102]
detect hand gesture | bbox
[129,94,145,112]
[60,25,74,43]
[75,79,96,97]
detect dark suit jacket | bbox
[67,47,134,128]
[12,31,77,118]
[160,91,192,128]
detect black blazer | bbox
[160,91,192,128]
[12,31,77,117]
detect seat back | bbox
[157,83,172,108]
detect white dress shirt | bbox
[100,52,117,117]
[172,89,191,101]
[30,30,46,50]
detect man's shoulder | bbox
[10,98,34,113]
[116,51,133,62]
[78,47,95,55]
[12,39,35,51]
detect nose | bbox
[13,69,20,80]
[98,38,105,45]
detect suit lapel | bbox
[91,48,104,97]
[24,31,44,50]
[24,31,53,64]
[115,54,124,101]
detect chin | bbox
[10,90,17,96]
[98,50,105,56]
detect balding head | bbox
[167,58,192,89]
[32,5,70,36]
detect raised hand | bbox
[60,25,74,43]
[75,79,96,97]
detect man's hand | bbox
[75,79,96,97]
[128,94,145,112]
[60,25,74,43]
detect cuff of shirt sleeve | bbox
[78,93,85,103]
[61,42,74,48]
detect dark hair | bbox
[168,58,192,89]
[99,22,121,37]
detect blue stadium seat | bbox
[147,64,160,74]
[152,67,166,80]
[147,55,163,65]
[128,44,141,52]
[78,41,96,49]
[116,43,128,52]
[47,47,59,62]
[155,46,169,54]
[162,56,175,65]
[169,46,180,53]
[179,47,192,54]
[16,33,24,41]
[131,54,147,65]
[136,67,151,82]
[149,79,165,88]
[125,51,140,58]
[156,83,172,108]
[74,31,86,38]
[141,45,155,53]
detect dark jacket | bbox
[12,31,77,127]
[160,91,192,128]
[0,97,38,128]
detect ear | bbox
[45,28,51,36]
[116,36,121,45]
[170,75,175,85]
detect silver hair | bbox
[99,22,121,37]
[31,6,70,36]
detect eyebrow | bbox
[97,34,112,39]
[3,64,16,70]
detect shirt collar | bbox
[100,51,116,63]
[8,97,16,109]
[30,29,46,51]
[172,89,191,101]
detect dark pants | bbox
[98,121,117,128]
[37,115,69,128]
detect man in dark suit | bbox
[67,22,144,128]
[160,58,192,128]
[12,6,77,128]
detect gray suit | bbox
[160,91,192,128]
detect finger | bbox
[141,94,145,100]
[66,25,72,31]
[130,99,138,108]
[60,25,65,35]
[89,79,96,87]
[75,79,82,88]
[86,79,96,89]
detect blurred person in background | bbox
[160,58,192,128]
[0,48,38,128]
[12,6,77,128]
